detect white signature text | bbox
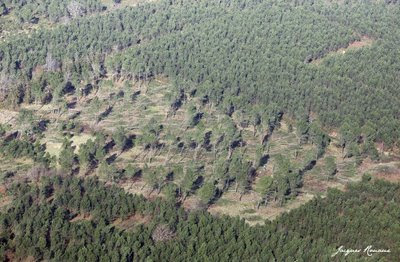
[331,245,391,257]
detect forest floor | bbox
[311,35,374,65]
[113,213,152,230]
[208,191,315,225]
[0,109,18,125]
[101,0,156,8]
[0,0,155,41]
[1,76,399,225]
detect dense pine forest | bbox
[0,175,399,261]
[1,0,400,146]
[0,0,400,260]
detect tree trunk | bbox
[223,179,228,191]
[194,146,200,160]
[182,192,188,202]
[260,131,268,145]
[213,144,218,158]
[147,148,154,164]
[164,145,171,164]
[227,147,233,160]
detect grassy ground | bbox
[101,0,153,8]
[311,35,375,65]
[0,0,155,42]
[112,213,152,230]
[42,133,94,158]
[0,157,32,177]
[208,191,315,225]
[1,74,399,224]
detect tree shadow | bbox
[259,154,269,167]
[68,111,81,120]
[131,90,141,102]
[106,153,117,164]
[37,119,50,132]
[166,171,174,182]
[63,81,76,95]
[104,140,115,154]
[122,134,136,152]
[97,105,113,123]
[81,84,93,97]
[299,160,317,176]
[67,101,77,109]
[192,176,204,191]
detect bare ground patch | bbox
[42,133,94,158]
[208,191,314,225]
[119,180,165,201]
[303,175,345,193]
[311,36,374,65]
[0,196,12,210]
[359,158,400,183]
[0,109,18,125]
[69,213,93,223]
[113,213,152,230]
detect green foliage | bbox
[273,155,302,205]
[113,126,128,151]
[324,156,337,178]
[58,139,76,173]
[309,121,330,158]
[98,161,119,181]
[124,164,137,179]
[2,0,104,24]
[1,176,399,261]
[361,140,380,161]
[230,151,251,196]
[346,142,363,166]
[78,141,91,170]
[0,0,399,148]
[0,137,52,166]
[296,116,309,145]
[0,124,6,136]
[198,182,216,205]
[1,1,400,259]
[142,166,165,194]
[163,183,178,202]
[108,0,400,148]
[339,118,360,149]
[180,165,199,200]
[256,175,274,206]
[0,3,8,16]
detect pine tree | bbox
[198,182,215,205]
[324,156,337,179]
[113,126,128,153]
[78,144,91,171]
[58,139,76,174]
